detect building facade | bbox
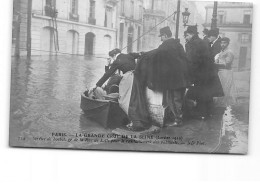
[12,0,120,57]
[12,0,29,57]
[117,0,144,53]
[142,0,202,51]
[204,2,253,71]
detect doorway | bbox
[85,32,95,55]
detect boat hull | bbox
[80,93,129,129]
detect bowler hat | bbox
[208,28,219,37]
[109,48,121,57]
[185,25,198,35]
[220,37,230,43]
[158,26,172,37]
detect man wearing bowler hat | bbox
[202,28,210,46]
[184,26,223,118]
[208,28,222,61]
[152,26,188,126]
[184,25,215,119]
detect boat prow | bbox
[80,92,129,129]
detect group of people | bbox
[91,25,236,132]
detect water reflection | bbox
[219,104,249,154]
[10,56,106,145]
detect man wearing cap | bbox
[144,26,188,126]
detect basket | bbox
[145,87,165,127]
[147,104,165,127]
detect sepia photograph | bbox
[9,0,252,154]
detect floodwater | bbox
[9,56,249,154]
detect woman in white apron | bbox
[214,37,237,106]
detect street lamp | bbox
[173,1,194,39]
[182,8,190,27]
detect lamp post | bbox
[175,0,181,39]
[211,1,218,29]
[27,0,32,58]
[174,1,196,39]
[182,8,198,28]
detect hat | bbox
[185,25,198,35]
[158,26,172,37]
[208,28,219,37]
[203,28,209,34]
[108,48,121,57]
[220,37,230,43]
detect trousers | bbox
[163,88,185,120]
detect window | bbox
[127,26,134,53]
[88,0,96,24]
[139,5,142,20]
[89,0,95,18]
[238,47,247,70]
[121,0,125,16]
[119,23,124,49]
[12,20,17,44]
[71,0,78,14]
[45,0,56,17]
[243,10,251,24]
[130,0,134,18]
[148,18,157,32]
[218,11,225,24]
[243,15,250,24]
[104,6,112,28]
[219,15,224,24]
[241,34,250,43]
[137,26,141,51]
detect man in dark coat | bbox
[95,49,152,132]
[184,26,221,119]
[157,27,189,126]
[208,28,222,61]
[202,28,210,47]
[207,28,225,115]
[208,28,225,97]
[95,49,139,88]
[136,26,188,126]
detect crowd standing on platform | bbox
[90,25,236,132]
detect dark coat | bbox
[135,38,188,91]
[209,36,222,61]
[96,54,137,87]
[185,35,224,98]
[203,36,210,49]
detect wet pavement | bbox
[9,56,249,154]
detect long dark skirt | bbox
[118,72,151,125]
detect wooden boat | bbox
[80,91,129,129]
